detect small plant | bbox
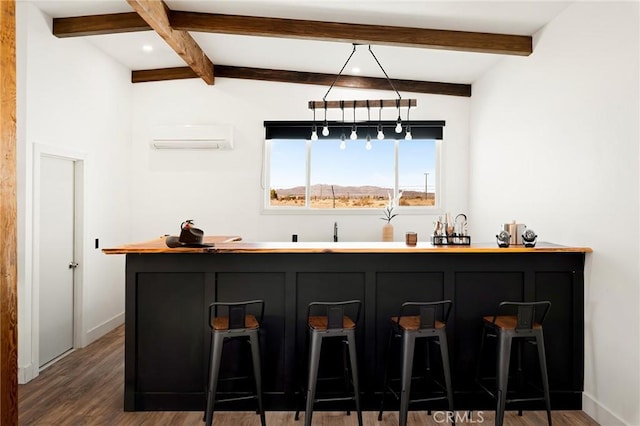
[380,191,403,223]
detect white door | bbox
[39,155,76,368]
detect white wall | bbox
[17,2,637,421]
[17,2,132,382]
[469,2,639,425]
[129,79,469,243]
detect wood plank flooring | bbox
[19,325,600,425]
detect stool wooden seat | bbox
[212,315,260,330]
[379,301,454,426]
[308,315,356,330]
[205,300,265,426]
[482,315,543,330]
[296,300,362,426]
[391,316,446,331]
[476,301,552,426]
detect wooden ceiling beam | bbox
[131,65,472,97]
[125,0,214,85]
[53,12,150,37]
[53,10,532,56]
[170,11,532,56]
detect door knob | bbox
[68,262,79,269]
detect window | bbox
[265,121,443,211]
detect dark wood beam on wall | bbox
[125,0,215,85]
[132,65,472,97]
[171,11,532,56]
[53,12,150,37]
[0,0,18,425]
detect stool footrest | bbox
[314,396,357,404]
[478,382,497,399]
[217,375,252,382]
[506,396,547,404]
[213,394,258,404]
[405,395,449,404]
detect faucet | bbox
[333,222,338,242]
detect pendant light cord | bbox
[368,45,401,100]
[322,44,357,102]
[322,44,401,103]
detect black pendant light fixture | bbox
[308,44,417,139]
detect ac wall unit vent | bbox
[151,125,234,150]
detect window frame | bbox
[262,137,443,215]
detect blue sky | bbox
[269,139,436,190]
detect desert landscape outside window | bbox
[266,138,438,209]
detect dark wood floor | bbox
[18,325,599,425]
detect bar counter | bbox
[104,237,591,254]
[105,238,591,412]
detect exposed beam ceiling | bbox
[53,11,532,56]
[125,0,214,85]
[132,65,472,97]
[52,7,533,94]
[171,11,532,56]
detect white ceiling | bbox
[28,0,573,84]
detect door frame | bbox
[32,143,85,373]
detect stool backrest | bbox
[307,300,362,329]
[396,300,452,329]
[492,301,551,329]
[209,300,265,330]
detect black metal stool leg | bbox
[475,326,488,386]
[342,338,351,416]
[517,339,524,417]
[205,333,224,426]
[399,331,416,426]
[304,331,322,426]
[425,338,432,416]
[248,330,266,426]
[378,328,394,421]
[495,333,512,426]
[346,329,362,426]
[295,325,311,421]
[536,330,552,426]
[437,329,455,416]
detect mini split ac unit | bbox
[151,125,234,150]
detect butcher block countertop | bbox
[103,237,592,254]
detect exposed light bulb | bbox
[395,117,403,133]
[322,122,330,137]
[350,128,358,140]
[365,140,372,150]
[377,125,385,140]
[311,125,318,141]
[340,139,346,150]
[405,127,412,140]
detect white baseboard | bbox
[18,362,38,384]
[83,312,125,347]
[583,392,626,426]
[19,313,124,384]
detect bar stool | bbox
[378,300,455,426]
[295,300,362,426]
[475,301,552,426]
[204,300,266,426]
